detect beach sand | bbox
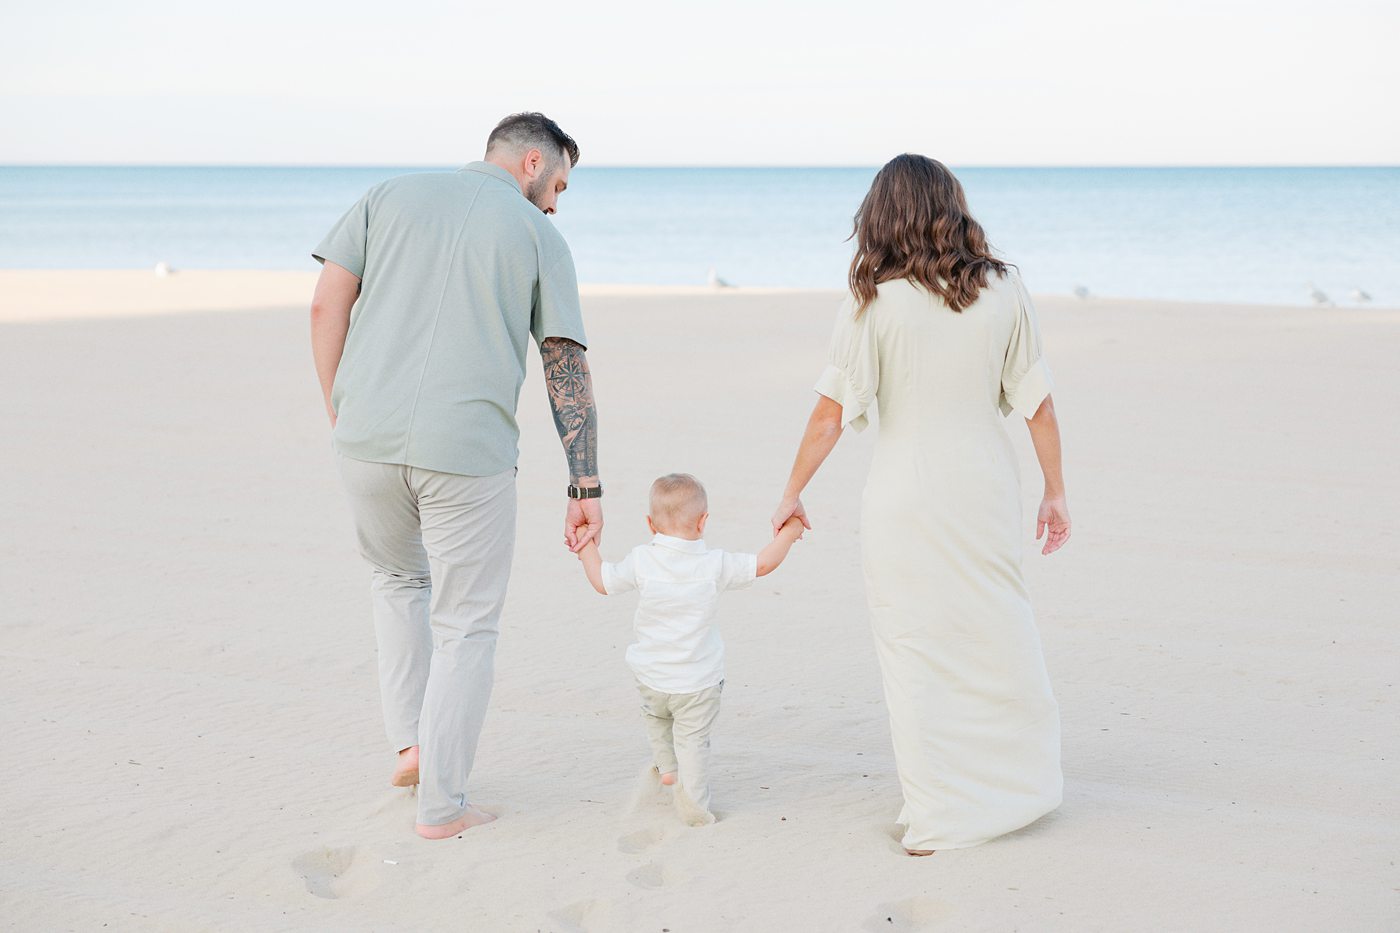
[1,271,1396,930]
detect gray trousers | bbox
[337,455,516,827]
[637,680,723,818]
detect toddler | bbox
[578,472,804,825]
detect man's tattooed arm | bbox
[540,337,599,485]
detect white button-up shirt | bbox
[601,534,758,694]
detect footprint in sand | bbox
[547,898,612,933]
[290,845,379,900]
[862,896,955,931]
[616,826,665,854]
[625,861,675,890]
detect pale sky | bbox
[2,0,1395,166]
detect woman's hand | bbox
[1036,496,1071,555]
[771,496,810,537]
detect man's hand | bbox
[567,498,603,552]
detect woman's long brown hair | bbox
[849,154,1007,316]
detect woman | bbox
[772,154,1071,855]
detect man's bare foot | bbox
[905,848,935,857]
[391,746,419,787]
[659,771,677,786]
[415,805,496,840]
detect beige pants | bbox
[337,455,516,827]
[636,680,723,820]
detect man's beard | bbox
[525,171,553,212]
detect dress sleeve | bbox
[999,273,1055,418]
[717,551,758,591]
[600,550,639,595]
[312,191,371,279]
[813,296,879,432]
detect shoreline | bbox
[1,269,1395,323]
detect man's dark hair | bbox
[486,112,580,168]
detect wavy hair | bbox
[849,154,1007,316]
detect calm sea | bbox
[1,165,1396,306]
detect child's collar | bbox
[650,533,706,553]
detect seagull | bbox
[153,261,173,277]
[1305,283,1332,306]
[1350,287,1372,303]
[1073,285,1090,300]
[707,267,734,289]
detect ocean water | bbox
[1,165,1396,306]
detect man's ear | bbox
[523,148,545,179]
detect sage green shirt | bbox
[313,161,587,476]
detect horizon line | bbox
[2,162,1397,171]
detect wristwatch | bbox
[567,484,603,500]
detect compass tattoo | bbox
[540,337,599,484]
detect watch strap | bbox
[568,484,603,499]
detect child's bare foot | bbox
[415,805,496,840]
[391,746,419,787]
[659,771,677,786]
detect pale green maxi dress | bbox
[815,271,1063,851]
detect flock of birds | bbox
[1070,282,1373,306]
[1305,282,1371,306]
[152,260,1375,307]
[703,271,1377,307]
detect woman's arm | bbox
[1025,395,1071,555]
[771,395,845,535]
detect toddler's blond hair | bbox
[649,473,708,532]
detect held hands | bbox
[1036,495,1071,555]
[771,496,811,538]
[777,515,806,541]
[565,497,603,553]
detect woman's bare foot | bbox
[659,771,677,786]
[391,746,419,787]
[905,848,935,857]
[415,805,496,840]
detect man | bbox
[309,112,602,839]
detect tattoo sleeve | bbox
[540,337,599,484]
